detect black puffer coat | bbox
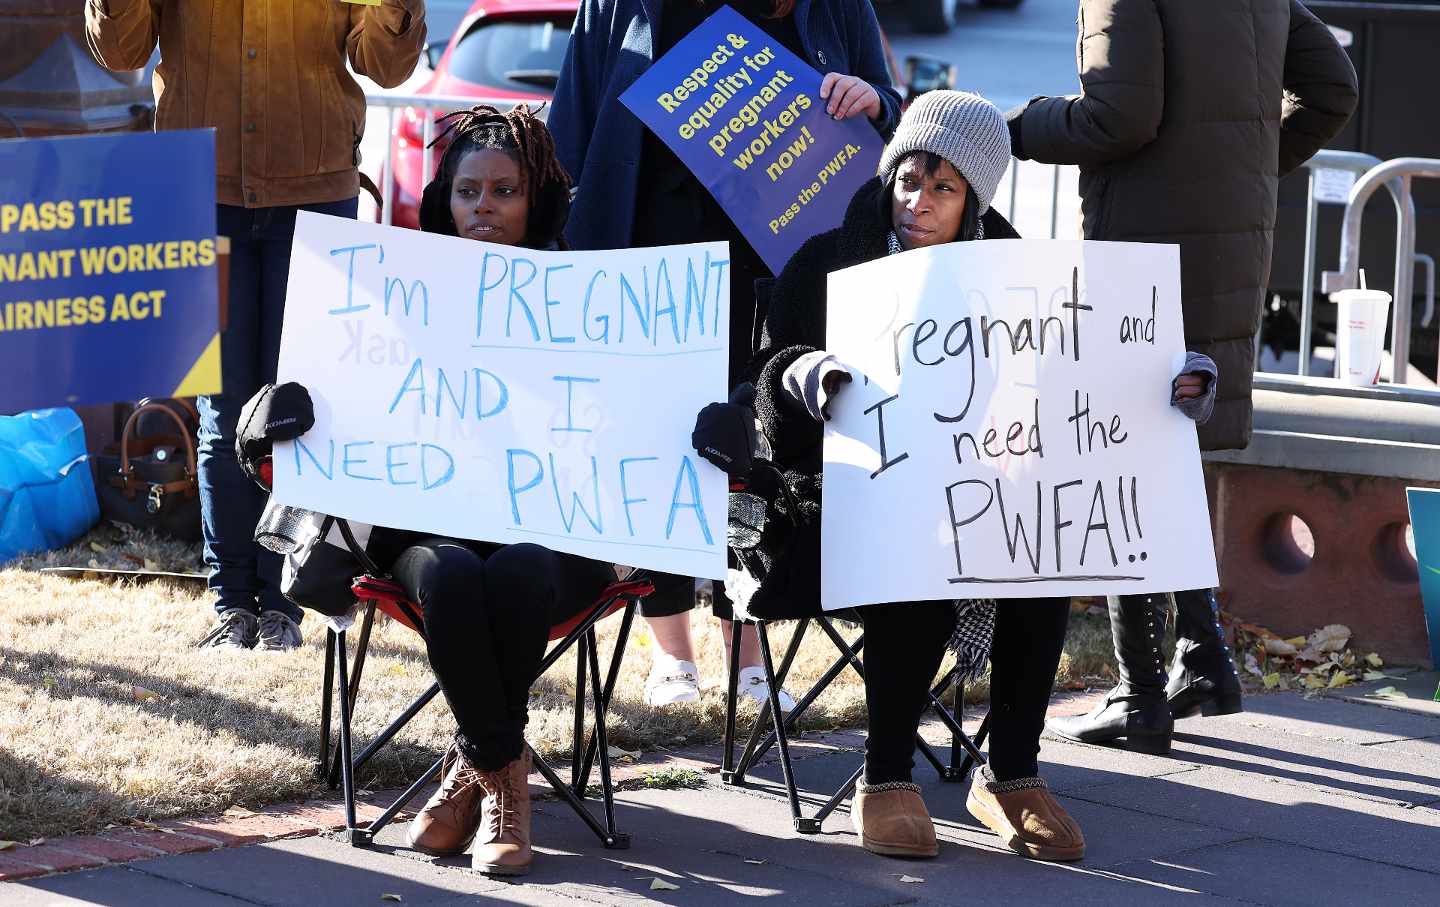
[1008,0,1357,450]
[741,176,1018,616]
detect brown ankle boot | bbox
[472,749,533,876]
[406,744,487,856]
[851,781,939,858]
[965,767,1085,862]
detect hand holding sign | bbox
[819,239,1219,610]
[621,5,882,274]
[819,73,882,121]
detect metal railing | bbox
[1003,159,1071,240]
[363,93,528,225]
[1321,157,1440,384]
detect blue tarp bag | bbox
[0,408,100,562]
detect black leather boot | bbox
[1167,588,1244,719]
[1047,594,1173,755]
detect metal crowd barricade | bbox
[362,93,528,226]
[1003,160,1072,240]
[1322,157,1440,384]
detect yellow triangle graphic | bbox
[172,333,223,397]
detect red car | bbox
[383,0,912,230]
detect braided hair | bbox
[418,104,573,248]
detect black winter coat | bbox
[1009,0,1357,450]
[741,177,1018,616]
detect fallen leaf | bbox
[27,838,45,847]
[1263,673,1281,690]
[144,558,161,572]
[131,685,159,702]
[1238,621,1281,640]
[1243,653,1264,677]
[1263,638,1298,657]
[223,806,254,818]
[1373,686,1409,700]
[381,896,403,903]
[356,790,375,798]
[1365,653,1384,668]
[1302,674,1328,690]
[1282,636,1307,646]
[87,559,102,569]
[1363,671,1392,681]
[649,878,681,891]
[608,745,640,760]
[1326,670,1352,689]
[0,841,15,850]
[898,875,925,883]
[89,541,108,554]
[743,859,766,865]
[1308,624,1351,654]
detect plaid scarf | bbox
[886,228,995,681]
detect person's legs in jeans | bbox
[252,197,358,621]
[198,205,266,630]
[199,198,358,646]
[859,600,955,784]
[986,597,1070,781]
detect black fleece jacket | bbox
[741,176,1018,615]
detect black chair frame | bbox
[312,519,651,850]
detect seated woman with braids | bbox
[388,105,597,875]
[248,106,604,876]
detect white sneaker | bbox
[737,666,796,713]
[644,657,701,706]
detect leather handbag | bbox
[94,401,202,542]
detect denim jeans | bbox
[199,197,358,620]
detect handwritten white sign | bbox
[272,213,730,579]
[821,240,1218,609]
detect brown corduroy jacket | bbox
[85,0,426,208]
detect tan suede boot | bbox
[406,744,487,856]
[965,767,1085,862]
[472,749,533,876]
[851,781,940,858]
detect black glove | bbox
[236,382,315,489]
[1004,98,1037,160]
[692,392,759,481]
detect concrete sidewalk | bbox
[6,681,1440,906]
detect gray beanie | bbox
[878,90,1011,215]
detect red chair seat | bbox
[351,575,656,641]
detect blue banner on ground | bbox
[0,129,221,414]
[1405,487,1440,670]
[620,4,881,274]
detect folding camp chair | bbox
[312,518,654,849]
[719,612,990,832]
[717,466,990,833]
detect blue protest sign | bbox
[0,129,220,414]
[1404,487,1440,669]
[620,4,881,274]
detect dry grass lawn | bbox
[0,524,1115,841]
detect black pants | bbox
[639,571,734,622]
[390,539,615,770]
[860,597,1071,785]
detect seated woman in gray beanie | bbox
[695,90,1217,862]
